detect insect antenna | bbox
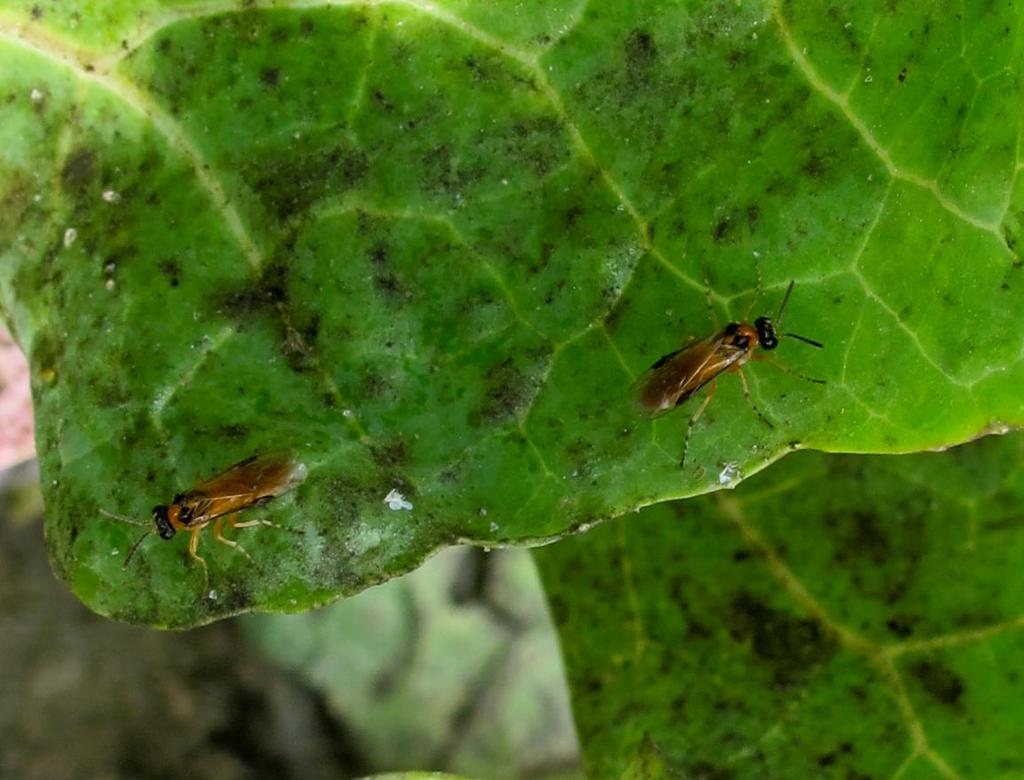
[783,332,824,349]
[122,530,153,569]
[774,280,796,326]
[98,508,149,527]
[99,508,155,568]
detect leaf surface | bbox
[535,434,1024,778]
[0,1,1022,624]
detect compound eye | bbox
[754,317,778,349]
[152,506,177,539]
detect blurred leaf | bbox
[1,1,1022,624]
[535,434,1024,778]
[244,548,580,779]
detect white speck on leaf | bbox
[718,462,741,486]
[29,88,43,103]
[101,189,121,203]
[384,488,413,511]
[63,228,77,248]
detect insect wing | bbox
[178,453,306,524]
[634,332,745,417]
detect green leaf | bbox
[242,548,580,778]
[1,1,1023,625]
[534,434,1024,778]
[618,736,678,780]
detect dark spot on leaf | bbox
[217,259,290,317]
[803,151,832,178]
[898,66,908,82]
[844,511,889,564]
[471,355,547,426]
[218,424,249,440]
[713,218,732,243]
[913,659,964,707]
[746,205,761,230]
[361,371,389,399]
[221,584,255,614]
[157,36,171,55]
[816,742,854,768]
[61,148,96,192]
[367,244,402,298]
[685,761,733,780]
[260,67,280,87]
[371,88,394,112]
[159,258,181,287]
[729,593,836,684]
[624,29,657,71]
[563,205,583,229]
[301,313,321,343]
[371,439,408,468]
[249,139,368,219]
[30,4,42,19]
[885,615,916,638]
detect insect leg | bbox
[213,515,253,561]
[736,366,774,429]
[231,516,282,530]
[752,353,826,385]
[188,527,209,591]
[98,508,149,527]
[680,380,717,467]
[231,513,305,536]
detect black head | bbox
[152,506,176,540]
[754,316,779,350]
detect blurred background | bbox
[0,330,582,780]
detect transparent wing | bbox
[634,333,746,417]
[182,453,305,503]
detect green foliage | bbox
[1,0,1021,633]
[243,548,579,778]
[535,434,1024,778]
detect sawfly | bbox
[101,452,307,587]
[635,280,823,464]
